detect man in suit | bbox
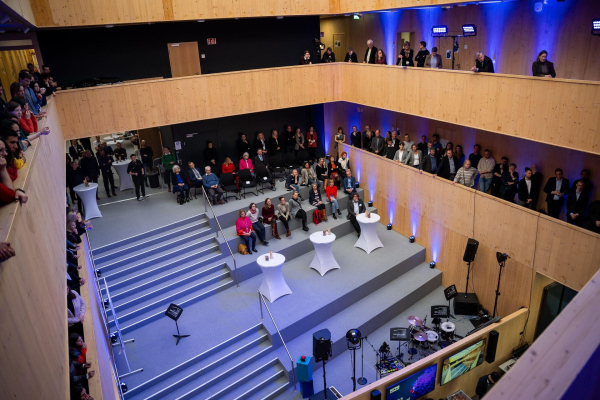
[187,161,203,189]
[476,372,500,398]
[80,150,101,200]
[254,149,275,189]
[363,40,377,64]
[114,142,127,161]
[544,168,570,219]
[471,52,495,73]
[425,47,443,68]
[347,192,366,236]
[436,149,459,181]
[518,167,534,209]
[362,125,373,146]
[566,180,588,226]
[269,129,281,157]
[343,169,357,196]
[344,47,358,63]
[97,149,117,198]
[423,147,440,174]
[370,129,385,156]
[583,201,600,234]
[127,154,146,201]
[571,169,593,196]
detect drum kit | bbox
[402,315,457,361]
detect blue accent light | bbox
[409,236,415,243]
[430,261,436,268]
[387,224,393,231]
[379,11,402,65]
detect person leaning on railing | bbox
[0,138,27,206]
[532,50,556,78]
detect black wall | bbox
[37,17,320,87]
[163,105,325,169]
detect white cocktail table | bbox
[112,160,135,191]
[309,232,341,276]
[354,213,384,254]
[73,183,102,220]
[257,253,292,303]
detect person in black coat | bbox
[501,163,519,202]
[471,52,495,73]
[269,130,282,157]
[544,169,570,219]
[583,200,600,234]
[80,150,100,182]
[396,42,414,67]
[347,192,366,236]
[422,148,440,174]
[67,160,85,213]
[384,138,396,160]
[566,180,588,226]
[235,134,252,163]
[322,48,335,63]
[436,149,459,181]
[344,48,358,63]
[476,372,500,398]
[517,168,534,209]
[68,140,84,160]
[532,50,556,78]
[187,161,203,188]
[363,40,377,64]
[97,149,117,197]
[350,126,362,148]
[254,132,269,155]
[203,141,219,173]
[139,140,154,185]
[414,41,430,67]
[113,142,127,161]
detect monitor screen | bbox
[386,364,437,400]
[440,339,487,386]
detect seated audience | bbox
[222,157,236,174]
[532,50,556,78]
[188,161,203,188]
[239,152,254,175]
[202,166,224,204]
[478,149,495,193]
[544,168,569,219]
[97,149,117,198]
[248,203,268,244]
[300,161,319,188]
[328,155,342,188]
[326,180,342,219]
[476,372,501,399]
[322,47,335,63]
[289,191,309,231]
[436,149,459,181]
[32,82,47,107]
[344,47,358,63]
[405,144,423,170]
[517,167,534,209]
[262,198,280,239]
[491,157,509,197]
[501,163,519,202]
[69,333,88,368]
[347,192,366,236]
[277,196,293,237]
[254,149,269,169]
[19,71,42,114]
[171,165,190,202]
[162,147,175,192]
[315,158,329,186]
[343,169,357,195]
[423,147,439,174]
[471,52,495,73]
[309,183,328,222]
[236,209,257,253]
[0,139,26,205]
[370,130,385,155]
[286,169,301,193]
[204,141,219,172]
[425,47,443,68]
[583,201,600,233]
[454,159,478,187]
[338,151,350,175]
[566,180,588,226]
[127,154,147,201]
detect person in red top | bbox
[222,157,239,188]
[261,197,280,239]
[239,152,254,175]
[236,209,257,253]
[0,138,23,205]
[307,126,317,162]
[325,179,342,219]
[69,333,88,374]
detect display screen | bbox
[386,364,437,400]
[440,339,486,386]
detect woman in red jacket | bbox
[261,197,280,239]
[307,126,317,162]
[325,179,342,219]
[222,157,239,188]
[236,209,257,254]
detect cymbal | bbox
[408,315,423,326]
[441,322,456,332]
[413,332,427,341]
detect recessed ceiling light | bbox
[197,19,205,22]
[105,24,114,28]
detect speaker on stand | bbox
[311,329,336,400]
[455,238,480,315]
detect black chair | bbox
[270,154,286,180]
[284,153,300,175]
[220,172,240,202]
[255,165,274,192]
[238,169,258,198]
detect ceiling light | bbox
[197,19,205,22]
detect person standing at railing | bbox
[566,180,588,226]
[471,52,495,73]
[544,168,569,219]
[501,163,519,202]
[300,50,312,65]
[425,47,443,69]
[236,209,257,254]
[414,41,430,68]
[532,50,556,78]
[322,47,335,63]
[396,41,414,67]
[363,40,377,64]
[344,47,358,63]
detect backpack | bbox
[238,243,249,255]
[313,209,323,225]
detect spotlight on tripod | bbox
[496,252,509,263]
[346,329,362,392]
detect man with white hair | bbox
[471,52,495,73]
[363,39,378,64]
[202,166,224,204]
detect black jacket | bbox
[583,201,600,233]
[97,154,114,174]
[532,61,556,78]
[475,56,495,73]
[362,133,372,152]
[139,146,154,165]
[364,46,378,64]
[347,198,366,218]
[566,190,588,217]
[422,154,440,174]
[69,144,84,160]
[344,52,358,63]
[502,170,519,200]
[67,167,85,189]
[269,136,281,156]
[235,139,252,162]
[203,146,219,168]
[254,154,269,168]
[254,138,268,153]
[518,178,533,204]
[188,167,203,183]
[396,49,414,67]
[80,156,100,179]
[543,177,570,203]
[350,131,362,148]
[309,188,324,206]
[322,52,335,63]
[384,146,397,160]
[476,375,492,398]
[437,156,459,180]
[414,49,430,67]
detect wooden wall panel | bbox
[321,0,600,81]
[0,49,38,101]
[346,309,528,400]
[0,100,68,399]
[3,0,36,25]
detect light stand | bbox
[357,337,367,385]
[173,320,190,345]
[321,360,327,400]
[346,329,361,392]
[492,253,509,318]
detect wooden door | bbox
[137,127,163,168]
[333,33,345,62]
[167,42,201,77]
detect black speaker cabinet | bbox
[463,238,479,262]
[486,330,499,363]
[313,329,332,362]
[454,292,479,315]
[370,390,381,400]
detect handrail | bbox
[258,290,296,391]
[200,185,239,287]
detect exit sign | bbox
[207,38,217,45]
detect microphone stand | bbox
[364,336,380,379]
[492,260,506,318]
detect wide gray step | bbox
[99,235,217,275]
[95,223,212,268]
[252,376,291,400]
[104,246,223,294]
[114,277,235,333]
[102,239,220,282]
[93,214,207,258]
[126,324,271,400]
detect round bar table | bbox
[73,183,102,220]
[257,253,292,303]
[354,213,384,254]
[309,232,341,276]
[112,160,135,191]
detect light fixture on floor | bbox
[95,269,102,277]
[368,201,373,207]
[409,236,415,243]
[120,382,128,393]
[346,329,362,392]
[387,224,393,230]
[110,333,117,343]
[355,182,360,188]
[104,299,110,308]
[430,261,436,268]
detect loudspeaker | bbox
[486,330,499,363]
[313,329,332,362]
[370,390,381,400]
[463,238,479,262]
[454,292,479,315]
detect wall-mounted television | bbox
[386,364,437,400]
[440,338,487,386]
